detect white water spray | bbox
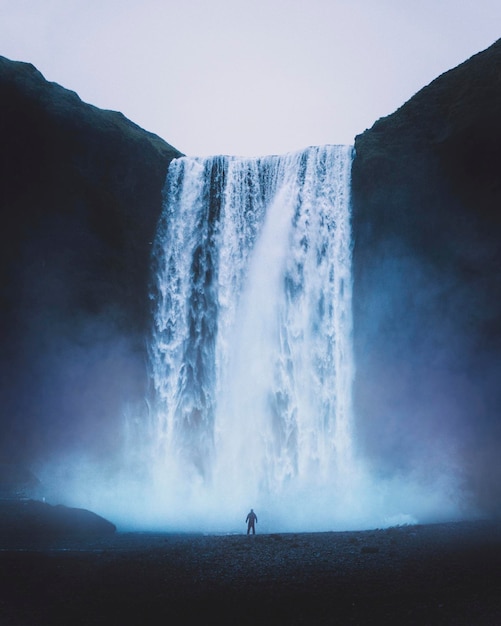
[42,146,467,532]
[146,145,360,530]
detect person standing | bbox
[246,508,258,535]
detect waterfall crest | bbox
[147,145,356,530]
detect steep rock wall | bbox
[351,39,501,514]
[0,56,182,464]
[2,41,501,517]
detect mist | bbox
[352,233,498,521]
[31,147,482,535]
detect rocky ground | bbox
[0,520,500,625]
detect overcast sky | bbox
[1,0,500,156]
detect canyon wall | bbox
[351,39,501,513]
[1,39,500,516]
[0,56,181,463]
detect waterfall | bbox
[48,144,463,532]
[146,145,357,531]
[46,145,465,532]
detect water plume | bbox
[42,145,467,533]
[139,145,356,531]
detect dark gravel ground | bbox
[0,520,500,625]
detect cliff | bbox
[0,56,182,463]
[351,39,501,513]
[1,40,500,516]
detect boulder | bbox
[0,499,116,541]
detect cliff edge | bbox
[351,39,501,514]
[0,56,182,464]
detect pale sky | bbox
[1,0,500,156]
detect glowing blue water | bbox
[46,145,465,532]
[147,145,356,530]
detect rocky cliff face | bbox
[0,56,182,464]
[351,39,501,514]
[1,43,500,517]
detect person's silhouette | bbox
[246,508,258,535]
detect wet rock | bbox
[351,38,501,514]
[0,499,116,540]
[0,55,182,466]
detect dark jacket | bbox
[246,511,257,525]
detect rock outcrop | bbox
[0,499,116,542]
[351,39,501,513]
[0,56,182,464]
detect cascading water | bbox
[147,145,360,531]
[45,145,465,532]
